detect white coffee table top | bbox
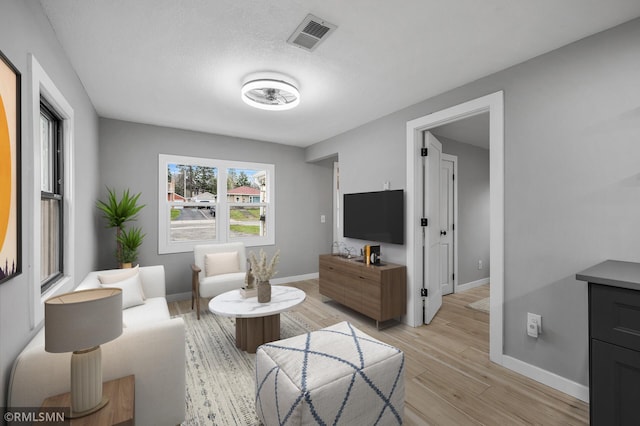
[209,286,306,318]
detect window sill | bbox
[40,275,74,302]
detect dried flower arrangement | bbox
[248,249,280,282]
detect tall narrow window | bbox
[227,168,269,239]
[40,99,63,292]
[167,163,218,242]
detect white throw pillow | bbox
[101,272,145,309]
[98,265,139,284]
[205,251,240,277]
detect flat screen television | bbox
[343,189,404,245]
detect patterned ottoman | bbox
[255,321,404,425]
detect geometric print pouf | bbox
[255,321,404,425]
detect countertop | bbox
[576,260,640,291]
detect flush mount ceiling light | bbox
[241,75,300,111]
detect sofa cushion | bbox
[101,272,145,309]
[98,265,139,284]
[205,251,240,277]
[122,297,170,327]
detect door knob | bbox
[440,230,447,236]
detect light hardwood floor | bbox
[173,280,589,425]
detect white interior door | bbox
[440,156,455,295]
[424,132,442,324]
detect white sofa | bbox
[191,242,247,318]
[8,265,185,426]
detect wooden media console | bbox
[319,254,406,328]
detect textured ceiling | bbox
[39,0,640,147]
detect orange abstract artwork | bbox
[0,96,10,248]
[0,51,20,284]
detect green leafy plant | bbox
[116,226,145,264]
[96,187,145,266]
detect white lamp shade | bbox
[45,288,123,353]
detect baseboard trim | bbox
[456,277,490,292]
[167,291,192,303]
[502,355,589,403]
[167,273,320,302]
[271,273,319,285]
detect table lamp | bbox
[45,288,123,418]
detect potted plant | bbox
[248,249,280,302]
[96,187,145,268]
[116,226,145,268]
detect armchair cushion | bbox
[194,242,247,283]
[205,251,240,277]
[199,272,247,298]
[193,243,248,312]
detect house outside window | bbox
[159,154,275,253]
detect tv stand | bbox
[319,254,406,328]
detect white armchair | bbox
[191,242,247,319]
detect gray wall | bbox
[437,136,490,286]
[306,114,412,265]
[98,118,334,296]
[307,18,640,386]
[0,0,100,406]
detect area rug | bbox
[467,297,490,313]
[176,310,313,425]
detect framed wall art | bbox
[0,50,21,284]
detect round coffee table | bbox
[209,286,306,353]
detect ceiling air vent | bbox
[287,14,337,52]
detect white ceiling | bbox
[39,0,640,148]
[432,113,490,150]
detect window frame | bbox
[39,98,64,292]
[158,154,275,254]
[29,54,75,329]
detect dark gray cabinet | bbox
[577,260,640,425]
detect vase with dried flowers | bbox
[249,249,280,303]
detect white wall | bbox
[0,0,100,405]
[307,18,640,386]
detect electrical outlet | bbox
[478,260,483,270]
[527,313,542,338]
[320,215,326,223]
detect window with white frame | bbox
[29,53,76,329]
[158,154,274,253]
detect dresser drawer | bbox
[590,284,640,351]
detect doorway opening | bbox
[405,91,504,365]
[432,112,491,298]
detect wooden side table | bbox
[41,375,135,425]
